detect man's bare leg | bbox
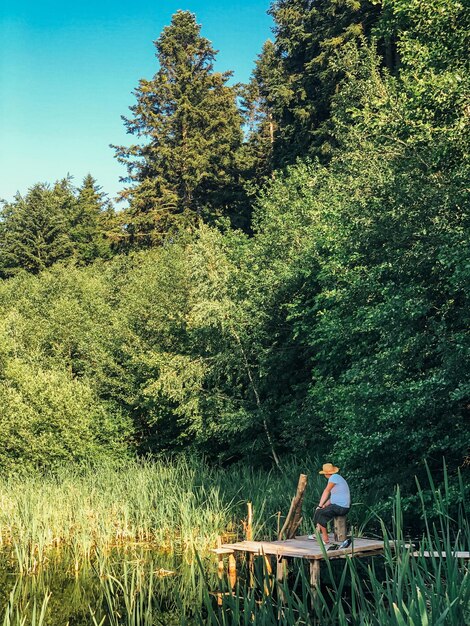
[316,523,329,543]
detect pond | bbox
[0,547,220,625]
[1,542,469,625]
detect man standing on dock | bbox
[311,463,350,544]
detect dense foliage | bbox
[0,1,468,512]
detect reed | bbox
[84,465,470,625]
[1,586,50,626]
[0,461,468,624]
[0,456,323,573]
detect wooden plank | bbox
[412,551,470,560]
[222,534,393,549]
[211,547,235,555]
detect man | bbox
[311,462,350,543]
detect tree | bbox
[241,40,285,183]
[70,174,115,263]
[0,176,118,276]
[285,0,470,501]
[0,358,131,472]
[257,0,381,165]
[0,180,75,276]
[113,10,245,246]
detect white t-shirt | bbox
[329,473,350,508]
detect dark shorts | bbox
[314,504,350,527]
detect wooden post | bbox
[246,502,254,585]
[278,474,308,540]
[228,554,237,589]
[212,540,236,606]
[246,502,253,541]
[217,536,224,606]
[309,560,321,595]
[217,536,224,574]
[334,516,347,542]
[276,557,287,603]
[276,557,287,582]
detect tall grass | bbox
[0,457,228,572]
[0,461,468,624]
[0,456,325,573]
[86,462,467,625]
[84,472,469,626]
[1,586,50,626]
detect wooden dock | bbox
[213,533,392,592]
[211,480,470,599]
[220,534,389,560]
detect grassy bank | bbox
[0,457,467,573]
[0,457,327,573]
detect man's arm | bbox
[318,482,334,508]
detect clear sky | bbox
[0,0,273,204]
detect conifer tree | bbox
[0,180,75,276]
[113,10,245,246]
[260,0,380,164]
[70,174,115,263]
[241,40,285,182]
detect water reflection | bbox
[0,547,219,625]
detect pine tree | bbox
[70,174,115,263]
[0,180,75,276]
[241,40,286,183]
[113,10,245,246]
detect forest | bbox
[0,0,468,517]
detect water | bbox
[0,547,219,625]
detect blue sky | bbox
[0,1,273,203]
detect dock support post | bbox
[228,554,237,589]
[334,516,347,542]
[309,560,320,593]
[276,557,287,582]
[276,557,287,604]
[246,502,253,540]
[216,537,224,606]
[217,536,224,575]
[246,502,255,585]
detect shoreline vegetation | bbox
[0,457,468,624]
[0,457,326,573]
[0,457,467,567]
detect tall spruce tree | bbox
[241,40,286,183]
[113,10,245,246]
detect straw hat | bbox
[319,463,339,475]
